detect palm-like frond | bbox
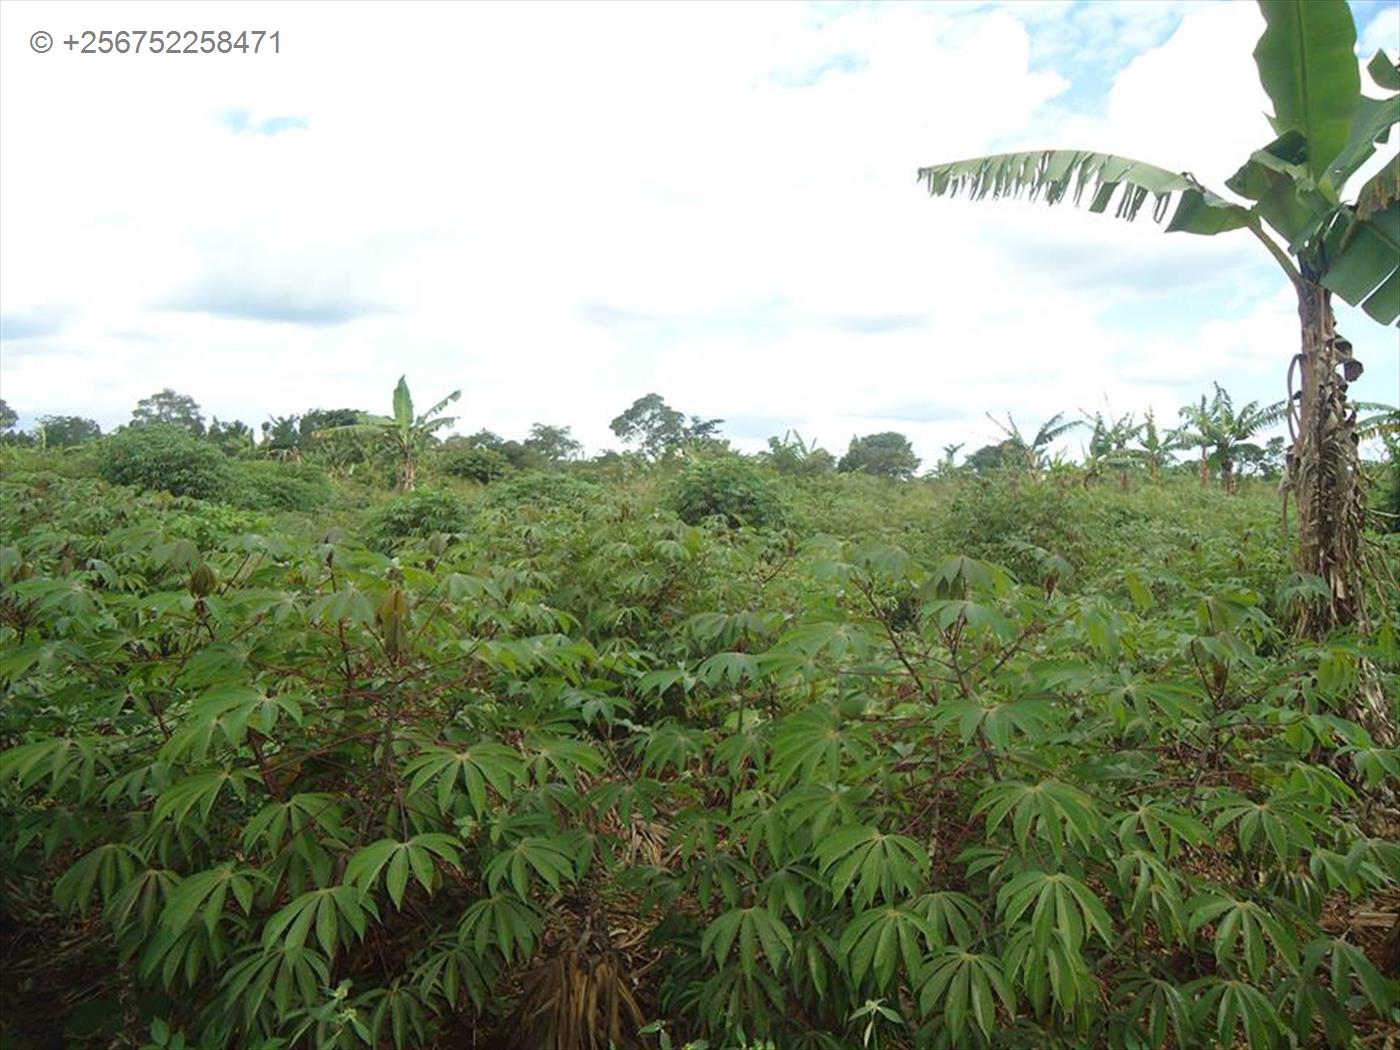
[917,150,1252,235]
[419,390,463,424]
[987,412,1027,448]
[1034,412,1083,448]
[1355,403,1399,441]
[417,417,459,435]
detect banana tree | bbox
[934,442,965,476]
[318,376,461,491]
[918,0,1398,637]
[1136,409,1190,482]
[1178,384,1287,493]
[987,411,1082,473]
[1081,410,1142,490]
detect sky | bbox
[1,0,1397,464]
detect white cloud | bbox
[0,0,1394,464]
[1359,12,1399,62]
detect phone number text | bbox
[61,30,281,55]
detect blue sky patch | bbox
[218,109,309,136]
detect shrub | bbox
[435,442,511,484]
[670,456,788,529]
[938,474,1091,581]
[98,425,233,500]
[364,488,471,549]
[229,460,334,513]
[481,471,605,512]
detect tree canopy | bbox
[36,415,102,448]
[838,432,921,478]
[610,394,724,460]
[131,388,205,435]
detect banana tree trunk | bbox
[1288,280,1364,637]
[398,456,417,493]
[1288,280,1394,746]
[1286,281,1396,746]
[1199,447,1209,487]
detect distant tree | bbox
[463,429,505,450]
[1136,409,1189,481]
[207,418,256,457]
[459,429,539,470]
[261,415,302,459]
[498,441,546,472]
[316,376,460,491]
[36,415,102,447]
[838,432,920,479]
[1238,435,1287,480]
[298,408,373,474]
[762,431,835,476]
[300,408,361,439]
[964,441,1015,474]
[436,436,511,483]
[988,412,1081,472]
[1081,410,1141,490]
[928,442,965,478]
[0,399,16,432]
[132,388,205,435]
[1178,384,1285,493]
[523,423,583,466]
[610,393,724,460]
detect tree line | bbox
[6,380,1390,492]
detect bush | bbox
[364,488,471,549]
[98,425,234,500]
[435,442,511,484]
[229,460,334,513]
[481,471,605,512]
[670,456,788,529]
[938,474,1091,582]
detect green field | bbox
[2,440,1397,1049]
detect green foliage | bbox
[479,471,605,513]
[364,488,471,549]
[964,441,1017,474]
[522,423,583,465]
[610,394,725,461]
[671,457,789,530]
[207,418,256,458]
[762,431,836,477]
[99,425,235,500]
[317,376,460,492]
[939,475,1090,581]
[2,449,1397,1050]
[229,461,334,513]
[839,432,920,479]
[433,439,511,484]
[1178,384,1286,490]
[131,389,206,435]
[37,415,103,448]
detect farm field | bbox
[2,0,1399,1046]
[1,436,1397,1049]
